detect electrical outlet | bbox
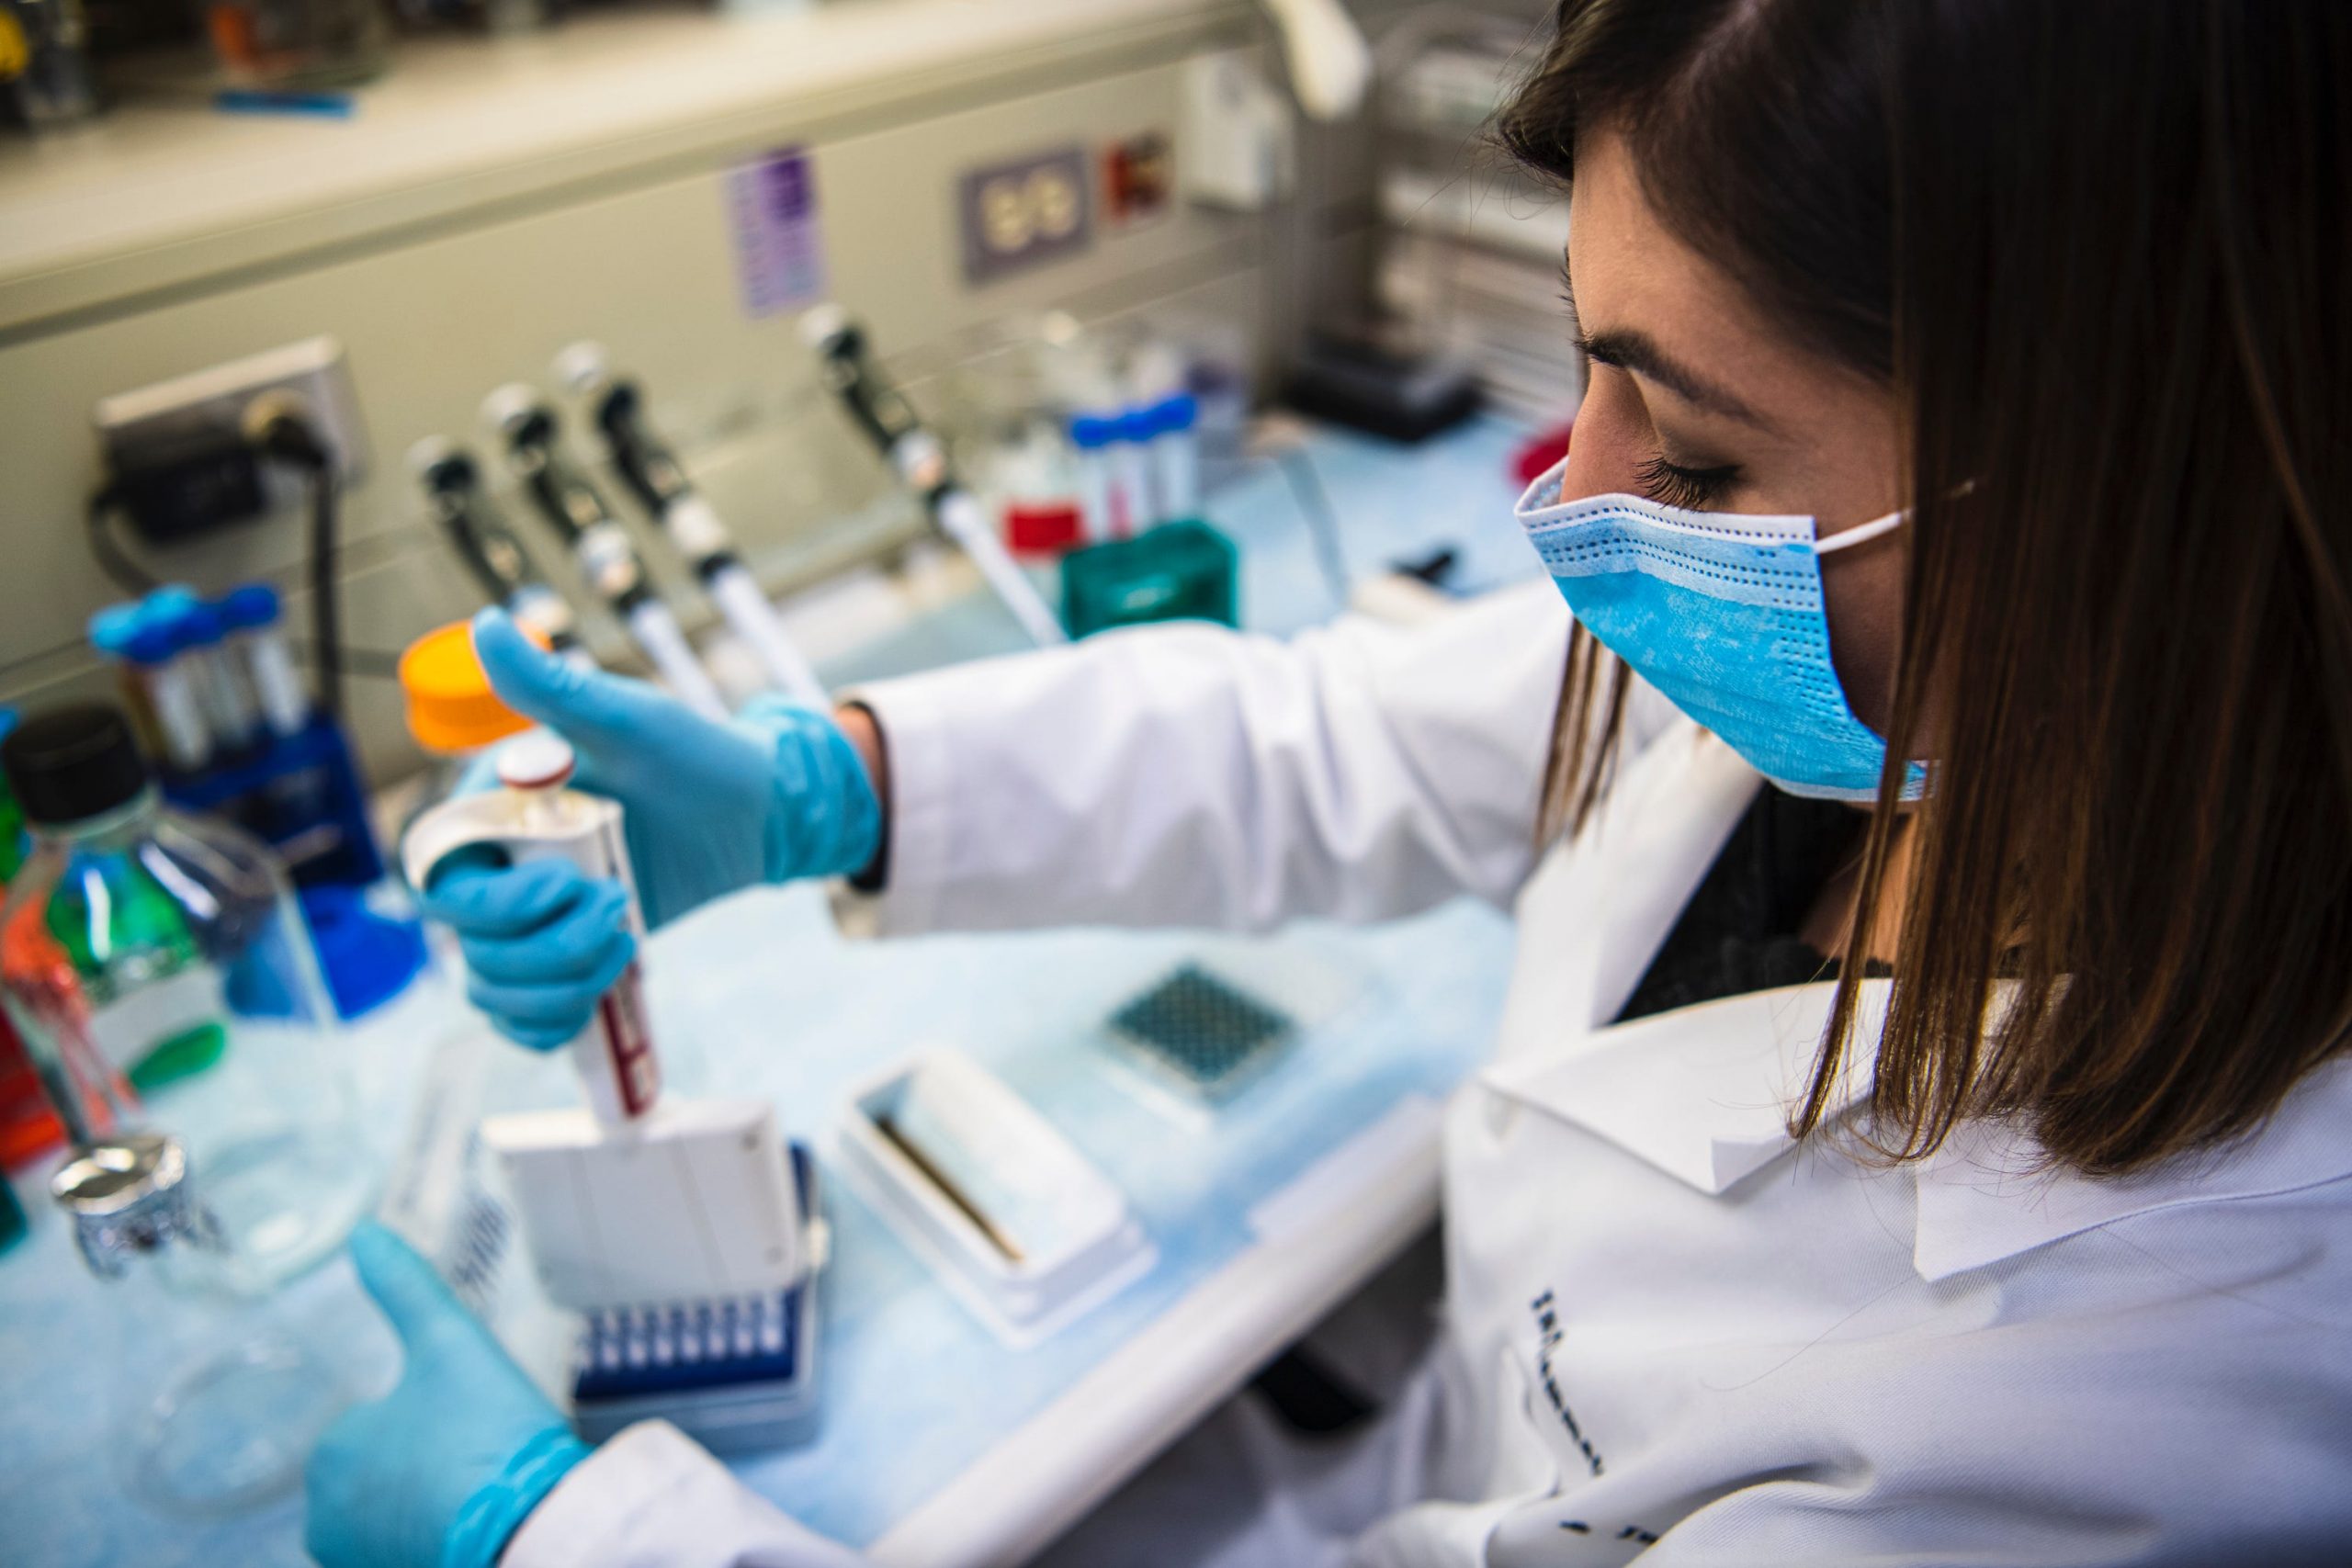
[956,145,1093,284]
[94,336,369,488]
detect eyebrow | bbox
[1561,265,1774,430]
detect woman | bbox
[306,1,2352,1563]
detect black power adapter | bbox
[108,433,271,544]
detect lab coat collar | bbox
[1909,1052,2352,1281]
[1485,964,2352,1282]
[1479,980,1888,1197]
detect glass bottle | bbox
[3,705,365,1515]
[0,704,368,1296]
[51,1131,349,1514]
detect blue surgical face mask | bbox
[1514,456,1925,802]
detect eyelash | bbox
[1634,452,1739,511]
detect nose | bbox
[1555,373,1652,502]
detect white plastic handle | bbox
[1261,0,1372,121]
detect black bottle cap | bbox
[2,704,152,826]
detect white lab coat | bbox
[504,584,2352,1568]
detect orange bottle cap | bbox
[399,620,537,754]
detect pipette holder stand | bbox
[161,714,384,888]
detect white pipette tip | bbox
[481,382,551,440]
[552,341,613,398]
[797,302,852,352]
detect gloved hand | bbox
[420,608,882,1051]
[424,857,639,1054]
[307,1221,592,1568]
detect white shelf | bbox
[0,0,1238,331]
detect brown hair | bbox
[1501,0,2352,1174]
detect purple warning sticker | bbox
[727,146,827,318]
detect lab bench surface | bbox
[0,415,1548,1568]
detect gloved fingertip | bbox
[348,1221,459,1347]
[475,606,609,731]
[586,875,636,928]
[423,859,586,936]
[503,1019,584,1054]
[579,924,639,996]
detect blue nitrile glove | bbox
[470,607,881,929]
[422,856,639,1053]
[421,608,881,1051]
[307,1221,592,1568]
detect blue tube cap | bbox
[1114,408,1159,445]
[179,604,228,648]
[89,603,146,658]
[1069,413,1119,450]
[220,583,282,631]
[126,622,181,666]
[147,584,200,621]
[1148,391,1200,434]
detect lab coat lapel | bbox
[1582,728,1761,1030]
[1483,726,1882,1193]
[1482,980,1886,1194]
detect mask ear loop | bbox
[1813,508,1907,556]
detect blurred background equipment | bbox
[1366,8,1583,423]
[1,0,99,129]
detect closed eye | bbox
[1634,453,1739,511]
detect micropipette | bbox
[407,729,659,1124]
[480,388,729,717]
[411,436,592,667]
[799,306,1069,646]
[553,344,827,707]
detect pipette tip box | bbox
[569,1145,826,1452]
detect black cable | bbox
[85,485,161,595]
[307,463,344,721]
[289,638,403,680]
[1272,446,1353,613]
[247,405,342,722]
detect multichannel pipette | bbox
[401,655,824,1450]
[480,388,729,718]
[410,437,589,665]
[799,306,1069,647]
[554,344,827,708]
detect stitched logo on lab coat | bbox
[1531,1289,1605,1477]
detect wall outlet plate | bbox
[94,335,369,485]
[956,145,1093,284]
